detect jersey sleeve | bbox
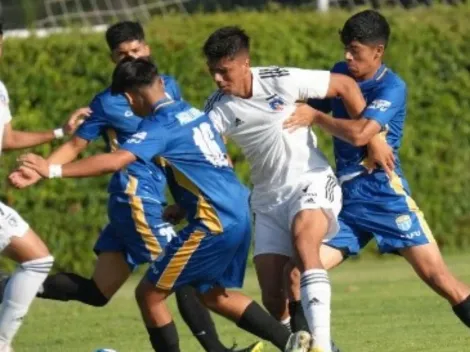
[75,96,108,141]
[121,120,168,162]
[283,68,331,101]
[307,98,332,113]
[363,84,406,127]
[0,83,12,124]
[204,92,234,135]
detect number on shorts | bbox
[193,122,229,167]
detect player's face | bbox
[344,40,384,80]
[111,40,151,63]
[207,54,250,96]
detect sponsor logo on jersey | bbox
[124,110,134,117]
[126,131,147,144]
[369,99,391,112]
[396,214,412,232]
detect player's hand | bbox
[8,166,43,189]
[62,107,92,136]
[283,103,318,132]
[17,153,50,178]
[366,134,395,179]
[163,204,186,225]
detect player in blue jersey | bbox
[18,58,314,352]
[8,21,256,352]
[283,10,470,332]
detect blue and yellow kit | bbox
[122,97,251,293]
[75,75,182,269]
[310,62,434,254]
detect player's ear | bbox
[124,92,134,106]
[375,44,385,59]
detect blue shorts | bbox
[145,212,251,293]
[94,194,175,270]
[326,172,435,255]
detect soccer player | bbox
[201,27,366,352]
[283,9,470,332]
[8,21,254,352]
[18,57,314,352]
[0,22,84,351]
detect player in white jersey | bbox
[202,27,366,352]
[0,23,82,352]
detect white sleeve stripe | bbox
[204,90,224,113]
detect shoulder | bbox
[204,89,231,113]
[160,74,178,86]
[253,66,291,80]
[331,61,349,74]
[91,87,130,116]
[375,69,407,99]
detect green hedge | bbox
[1,6,469,273]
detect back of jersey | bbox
[122,100,249,233]
[75,75,182,201]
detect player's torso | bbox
[97,89,169,203]
[156,102,250,232]
[225,68,330,208]
[331,63,405,179]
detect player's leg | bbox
[0,203,53,348]
[36,224,132,306]
[400,242,470,327]
[358,172,470,328]
[283,244,348,333]
[289,173,342,352]
[252,209,295,330]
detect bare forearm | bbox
[315,113,367,145]
[3,130,55,150]
[61,154,121,178]
[47,138,88,164]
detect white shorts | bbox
[0,202,30,252]
[253,170,342,258]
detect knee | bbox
[200,287,225,311]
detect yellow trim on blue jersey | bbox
[106,128,119,152]
[389,172,435,243]
[170,165,223,234]
[126,176,162,259]
[155,230,206,289]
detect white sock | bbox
[300,269,331,352]
[280,316,292,332]
[0,256,53,344]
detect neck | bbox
[356,62,383,81]
[238,71,254,99]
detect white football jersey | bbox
[0,81,12,156]
[205,66,334,211]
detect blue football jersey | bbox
[309,62,407,179]
[122,98,250,233]
[75,75,182,201]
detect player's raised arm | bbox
[2,105,86,151]
[18,149,137,179]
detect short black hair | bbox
[340,10,390,47]
[0,22,3,36]
[111,57,159,95]
[203,26,250,62]
[106,21,145,51]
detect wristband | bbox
[49,164,63,178]
[53,128,64,139]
